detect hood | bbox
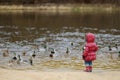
[86,33,95,43]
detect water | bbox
[0,11,120,71]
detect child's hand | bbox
[82,47,85,50]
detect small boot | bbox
[89,66,92,72]
[84,66,89,72]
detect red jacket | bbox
[83,33,98,61]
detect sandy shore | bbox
[0,68,120,80]
[0,4,119,12]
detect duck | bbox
[49,48,55,58]
[17,55,22,64]
[38,43,48,52]
[100,44,119,53]
[71,42,73,46]
[115,44,118,50]
[2,49,9,57]
[118,51,120,58]
[12,53,17,60]
[66,48,69,54]
[32,51,36,58]
[29,57,33,65]
[108,44,119,53]
[12,56,17,60]
[108,45,112,51]
[8,52,16,64]
[43,43,47,50]
[22,51,26,56]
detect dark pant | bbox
[85,61,92,66]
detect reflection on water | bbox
[0,11,120,71]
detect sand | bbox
[0,68,120,80]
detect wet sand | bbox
[0,68,120,80]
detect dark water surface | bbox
[0,11,120,71]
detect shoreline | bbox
[0,4,119,13]
[0,68,120,80]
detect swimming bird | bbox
[118,51,120,58]
[66,48,69,54]
[115,44,118,50]
[12,56,17,60]
[9,52,18,64]
[32,51,36,58]
[71,42,73,46]
[49,48,55,58]
[17,55,22,64]
[43,43,47,50]
[2,49,9,57]
[29,57,33,65]
[12,52,17,60]
[108,45,112,51]
[22,51,26,56]
[107,44,119,53]
[38,43,48,52]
